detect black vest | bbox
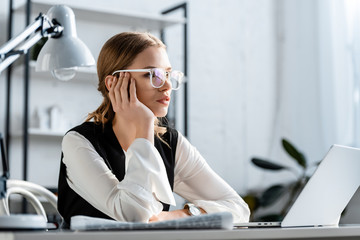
[57,122,178,225]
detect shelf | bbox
[14,0,186,31]
[11,128,65,138]
[28,128,65,137]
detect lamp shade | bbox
[36,5,95,80]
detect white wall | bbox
[187,0,277,193]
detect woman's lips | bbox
[157,96,170,105]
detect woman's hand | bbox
[149,207,207,222]
[108,72,155,144]
[149,209,189,222]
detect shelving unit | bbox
[6,0,188,191]
[28,128,64,137]
[14,0,186,31]
[11,128,64,138]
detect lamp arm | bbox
[0,32,42,73]
[0,13,63,73]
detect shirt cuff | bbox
[125,138,176,206]
[192,200,250,223]
[116,180,164,218]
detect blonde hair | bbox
[86,32,167,136]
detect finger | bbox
[109,77,117,106]
[114,73,123,106]
[120,72,130,103]
[109,77,120,112]
[129,78,137,103]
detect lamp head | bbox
[36,5,95,81]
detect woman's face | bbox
[126,46,172,117]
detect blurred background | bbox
[1,0,360,223]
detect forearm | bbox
[135,121,154,145]
[112,115,155,149]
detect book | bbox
[70,211,233,231]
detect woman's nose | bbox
[159,77,172,91]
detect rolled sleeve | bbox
[124,138,176,206]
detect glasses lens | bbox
[170,71,184,90]
[150,68,184,90]
[152,68,165,88]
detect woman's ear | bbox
[104,75,114,91]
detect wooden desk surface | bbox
[1,225,360,240]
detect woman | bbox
[58,32,250,226]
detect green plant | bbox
[243,138,312,221]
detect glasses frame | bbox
[112,68,184,90]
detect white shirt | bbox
[62,130,250,223]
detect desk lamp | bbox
[0,5,95,229]
[0,5,95,78]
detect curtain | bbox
[270,0,357,168]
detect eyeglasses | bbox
[112,68,185,90]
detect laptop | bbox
[235,144,360,228]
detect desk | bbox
[2,225,360,240]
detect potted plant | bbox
[243,139,314,221]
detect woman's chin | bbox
[153,109,168,118]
